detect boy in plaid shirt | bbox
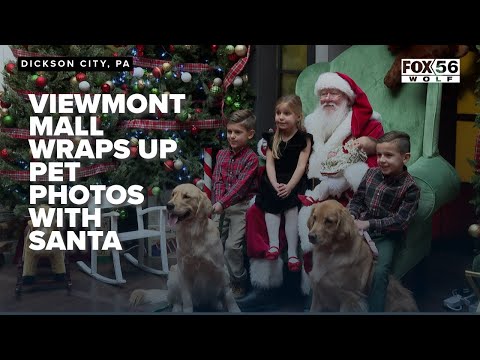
[212,109,259,299]
[348,131,420,312]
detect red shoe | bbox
[288,256,301,272]
[265,246,280,260]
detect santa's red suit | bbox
[245,72,384,293]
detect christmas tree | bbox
[0,44,255,216]
[106,45,255,199]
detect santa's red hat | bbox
[314,72,381,137]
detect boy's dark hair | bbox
[228,109,256,131]
[377,131,411,154]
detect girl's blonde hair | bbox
[272,95,304,159]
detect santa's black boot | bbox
[236,287,280,312]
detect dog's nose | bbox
[308,234,317,244]
[166,203,174,210]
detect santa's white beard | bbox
[306,101,349,144]
[305,100,352,179]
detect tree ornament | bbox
[211,45,218,53]
[191,124,199,135]
[242,74,249,84]
[235,45,248,57]
[210,85,222,96]
[79,81,91,92]
[174,159,183,170]
[213,77,223,86]
[228,53,239,62]
[105,80,114,90]
[31,74,38,81]
[150,87,159,95]
[152,66,163,78]
[162,62,172,72]
[5,63,15,74]
[2,115,15,127]
[165,71,173,79]
[164,159,175,172]
[35,76,47,88]
[70,76,78,86]
[76,73,87,82]
[130,146,138,158]
[225,45,235,54]
[194,178,205,190]
[179,109,190,122]
[233,76,243,87]
[225,96,233,105]
[169,45,175,53]
[137,79,145,90]
[101,83,111,93]
[469,224,480,238]
[152,186,161,196]
[1,148,8,159]
[130,137,139,146]
[181,72,192,83]
[233,102,242,109]
[132,67,145,78]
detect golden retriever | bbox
[130,184,240,313]
[307,200,418,312]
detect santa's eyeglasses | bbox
[319,90,343,98]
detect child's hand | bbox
[212,202,223,214]
[277,183,292,198]
[354,219,370,231]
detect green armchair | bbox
[295,45,461,278]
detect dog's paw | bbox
[129,289,169,308]
[129,289,147,308]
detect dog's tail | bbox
[385,276,419,312]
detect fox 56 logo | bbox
[401,59,460,83]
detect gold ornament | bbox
[234,45,247,57]
[163,62,172,72]
[469,224,480,238]
[137,79,145,90]
[242,74,248,84]
[70,76,78,86]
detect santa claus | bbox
[238,72,383,310]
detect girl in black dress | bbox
[255,95,312,272]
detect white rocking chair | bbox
[77,190,169,285]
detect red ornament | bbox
[130,146,138,158]
[76,72,87,82]
[169,45,175,53]
[1,148,8,159]
[113,52,118,57]
[121,84,128,90]
[164,160,175,172]
[191,125,199,135]
[211,45,218,53]
[152,67,162,78]
[228,53,239,62]
[35,76,47,88]
[5,63,15,74]
[0,100,11,109]
[147,187,153,196]
[194,108,202,113]
[101,83,111,93]
[193,178,201,186]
